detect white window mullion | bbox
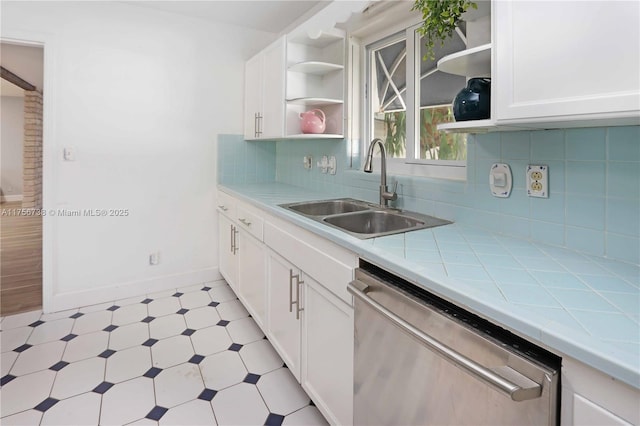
[405,26,418,162]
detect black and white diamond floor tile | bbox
[0,279,327,425]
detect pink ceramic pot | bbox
[299,109,326,134]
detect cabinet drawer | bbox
[264,219,356,305]
[217,191,237,219]
[237,204,264,241]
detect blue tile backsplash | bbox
[218,126,640,264]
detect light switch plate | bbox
[490,163,512,198]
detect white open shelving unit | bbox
[285,29,346,139]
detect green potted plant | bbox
[412,0,477,60]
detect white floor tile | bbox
[72,310,113,335]
[149,314,187,340]
[159,399,217,425]
[147,297,181,318]
[239,339,283,375]
[1,326,32,353]
[226,317,264,344]
[50,356,106,399]
[41,388,102,425]
[205,279,228,290]
[216,300,249,321]
[211,382,269,425]
[106,346,152,384]
[112,304,149,326]
[40,308,78,322]
[108,322,149,351]
[0,310,42,330]
[115,294,148,306]
[184,306,221,330]
[0,409,43,425]
[154,362,204,408]
[199,351,247,391]
[208,285,238,303]
[1,350,18,376]
[147,289,179,299]
[177,283,205,293]
[62,330,109,363]
[178,291,212,310]
[79,301,115,314]
[100,377,156,426]
[190,326,232,356]
[151,335,194,369]
[0,369,56,417]
[126,419,158,425]
[27,318,74,345]
[257,367,310,415]
[283,406,328,426]
[11,339,66,375]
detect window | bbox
[365,22,468,179]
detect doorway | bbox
[1,42,44,315]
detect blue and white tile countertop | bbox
[219,182,640,389]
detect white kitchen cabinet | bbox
[561,356,639,426]
[237,231,266,328]
[493,0,640,127]
[266,249,303,380]
[302,277,354,426]
[243,36,286,140]
[285,31,346,138]
[217,192,238,292]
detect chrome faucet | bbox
[364,138,398,207]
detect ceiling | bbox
[128,1,329,33]
[1,79,25,97]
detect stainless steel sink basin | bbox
[285,199,371,216]
[280,198,452,239]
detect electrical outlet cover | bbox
[526,165,548,198]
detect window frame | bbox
[361,19,467,181]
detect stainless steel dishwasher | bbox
[348,262,561,426]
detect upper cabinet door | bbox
[261,37,286,139]
[243,36,286,140]
[494,0,640,126]
[244,54,262,140]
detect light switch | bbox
[63,147,76,161]
[490,163,512,198]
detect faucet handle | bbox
[391,181,398,194]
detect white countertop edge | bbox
[218,183,640,389]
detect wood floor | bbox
[1,201,42,316]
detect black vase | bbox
[453,78,491,121]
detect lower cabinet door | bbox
[238,231,266,328]
[266,250,302,380]
[302,276,354,426]
[218,214,238,291]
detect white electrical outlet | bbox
[526,165,548,198]
[303,156,313,170]
[149,252,160,265]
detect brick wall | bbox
[23,90,42,209]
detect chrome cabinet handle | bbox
[231,225,238,254]
[239,218,252,227]
[230,225,234,253]
[254,113,259,138]
[289,269,296,313]
[295,275,304,320]
[218,205,228,211]
[347,280,543,402]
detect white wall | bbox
[1,96,24,198]
[1,1,274,311]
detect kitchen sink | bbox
[280,198,451,239]
[285,198,371,216]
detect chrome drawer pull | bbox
[239,218,252,227]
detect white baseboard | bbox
[47,267,223,313]
[1,194,23,202]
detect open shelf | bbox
[287,133,344,139]
[437,119,494,133]
[437,43,491,77]
[288,61,344,75]
[286,97,344,106]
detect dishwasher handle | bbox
[348,279,543,402]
